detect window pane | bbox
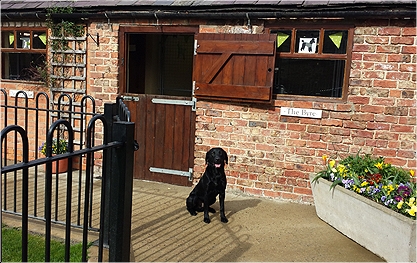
[323,30,348,54]
[272,30,292,53]
[17,31,31,49]
[2,52,46,81]
[1,31,14,48]
[296,30,319,54]
[33,31,47,49]
[274,58,345,98]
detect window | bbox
[271,26,353,100]
[1,28,47,81]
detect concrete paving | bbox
[126,180,383,262]
[2,177,384,262]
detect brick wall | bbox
[2,18,415,204]
[193,19,416,204]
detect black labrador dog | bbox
[186,147,228,224]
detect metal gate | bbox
[123,94,195,186]
[1,92,136,262]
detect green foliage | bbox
[39,138,68,155]
[46,7,84,50]
[2,225,88,262]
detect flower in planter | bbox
[39,138,68,156]
[314,153,416,219]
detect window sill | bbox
[273,94,347,104]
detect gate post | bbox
[102,103,117,246]
[108,120,135,262]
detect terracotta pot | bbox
[49,158,69,173]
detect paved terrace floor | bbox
[2,170,384,262]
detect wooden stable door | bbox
[124,94,195,186]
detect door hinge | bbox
[151,97,196,111]
[149,167,193,181]
[194,39,198,55]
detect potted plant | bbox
[310,153,416,262]
[39,138,69,173]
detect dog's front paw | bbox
[221,217,228,223]
[187,209,197,216]
[204,217,211,224]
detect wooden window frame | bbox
[1,27,48,81]
[266,24,354,102]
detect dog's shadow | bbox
[211,198,262,219]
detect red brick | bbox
[373,80,397,88]
[284,170,305,178]
[402,45,417,54]
[373,97,395,106]
[294,187,312,196]
[320,119,343,127]
[378,27,401,36]
[366,122,390,130]
[363,53,387,62]
[384,157,407,167]
[306,141,327,149]
[244,187,263,196]
[400,63,416,72]
[402,27,416,36]
[352,130,374,139]
[375,131,399,140]
[387,54,412,63]
[397,150,415,159]
[391,125,414,133]
[376,45,401,54]
[372,148,397,157]
[391,36,415,45]
[329,127,351,136]
[351,113,374,122]
[344,120,366,129]
[348,96,370,104]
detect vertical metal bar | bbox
[13,91,28,212]
[1,125,29,262]
[54,94,73,221]
[1,89,9,211]
[84,114,108,262]
[108,121,135,262]
[102,103,117,247]
[64,125,74,262]
[34,92,50,217]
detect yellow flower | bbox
[383,184,395,195]
[337,164,346,173]
[397,200,404,209]
[374,162,384,170]
[410,170,415,177]
[406,206,417,217]
[329,160,336,168]
[322,155,328,162]
[361,181,369,187]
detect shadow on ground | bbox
[128,180,384,262]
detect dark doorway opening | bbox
[127,34,194,97]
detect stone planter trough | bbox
[310,174,416,262]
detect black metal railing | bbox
[1,89,98,229]
[1,96,136,262]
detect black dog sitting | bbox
[186,147,228,224]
